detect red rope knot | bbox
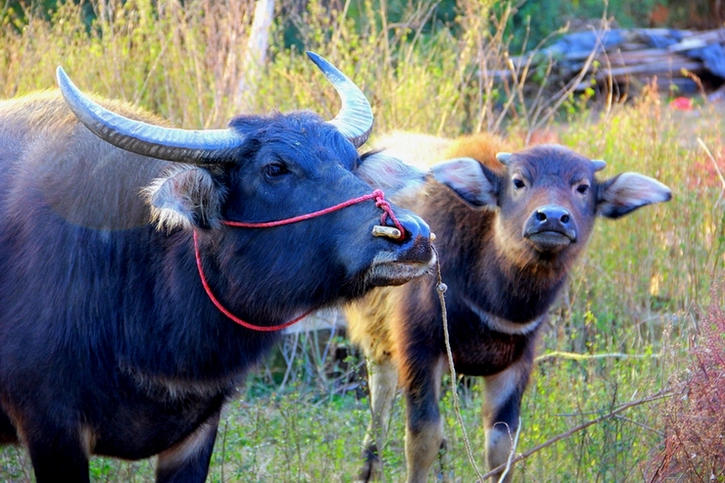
[372,189,406,238]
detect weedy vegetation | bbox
[1,0,724,481]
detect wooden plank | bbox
[667,28,725,52]
[597,60,702,77]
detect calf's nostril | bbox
[532,205,574,229]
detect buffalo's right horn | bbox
[496,152,513,165]
[306,51,374,148]
[56,67,243,164]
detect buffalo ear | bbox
[430,157,498,208]
[144,166,226,231]
[597,172,672,219]
[357,151,427,198]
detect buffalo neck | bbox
[117,226,282,383]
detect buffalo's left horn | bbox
[56,67,243,164]
[306,51,374,148]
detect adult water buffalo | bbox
[346,132,671,482]
[0,54,434,482]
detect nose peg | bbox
[372,224,437,242]
[372,225,403,240]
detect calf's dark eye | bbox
[577,184,590,194]
[513,178,525,189]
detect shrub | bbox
[647,281,725,482]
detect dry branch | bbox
[479,389,672,481]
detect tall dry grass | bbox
[1,0,572,135]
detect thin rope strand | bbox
[223,189,405,235]
[434,247,484,481]
[193,231,314,331]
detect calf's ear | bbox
[430,157,498,208]
[357,151,427,197]
[597,172,672,219]
[144,166,226,231]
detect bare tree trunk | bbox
[236,0,275,111]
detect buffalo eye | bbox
[512,177,526,190]
[264,162,289,179]
[576,183,590,194]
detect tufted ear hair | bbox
[597,172,672,219]
[143,165,227,231]
[357,151,428,198]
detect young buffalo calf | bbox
[348,133,672,482]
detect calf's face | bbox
[431,144,672,270]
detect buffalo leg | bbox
[359,356,398,482]
[402,356,445,483]
[156,410,220,483]
[0,406,18,443]
[24,420,91,483]
[482,357,532,483]
[438,435,454,483]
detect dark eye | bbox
[264,163,289,179]
[577,184,590,194]
[513,178,526,190]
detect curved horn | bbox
[591,159,607,172]
[56,67,242,163]
[306,51,374,148]
[496,152,513,165]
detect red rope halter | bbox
[194,189,405,332]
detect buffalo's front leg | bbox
[482,357,533,483]
[156,410,220,483]
[0,406,18,443]
[402,356,446,483]
[23,418,92,483]
[359,355,398,482]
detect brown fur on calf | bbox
[349,132,672,482]
[372,131,512,172]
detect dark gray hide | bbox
[0,55,434,483]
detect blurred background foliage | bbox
[4,0,725,50]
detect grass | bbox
[2,0,724,481]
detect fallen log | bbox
[493,27,725,93]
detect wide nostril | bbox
[525,204,577,243]
[535,205,572,226]
[392,213,432,244]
